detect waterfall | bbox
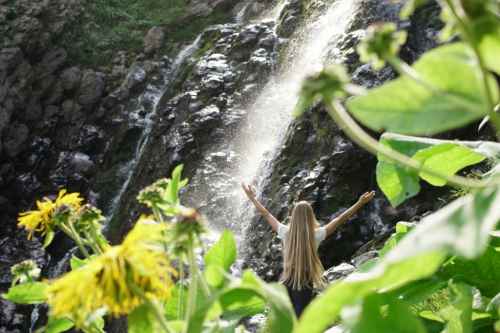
[106,36,203,221]
[184,0,359,244]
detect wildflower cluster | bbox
[47,221,176,327]
[10,260,41,286]
[17,189,83,242]
[357,22,407,70]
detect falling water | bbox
[233,0,358,230]
[107,36,202,221]
[184,0,358,242]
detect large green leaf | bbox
[375,133,495,206]
[439,245,500,297]
[472,16,500,75]
[218,288,266,320]
[187,271,295,333]
[164,284,187,321]
[347,43,498,135]
[43,317,74,333]
[350,295,427,333]
[128,305,157,333]
[413,143,486,186]
[296,252,446,333]
[376,136,430,206]
[204,230,237,288]
[296,186,500,333]
[376,161,421,207]
[2,282,47,304]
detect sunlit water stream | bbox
[183,0,359,250]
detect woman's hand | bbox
[358,191,375,205]
[241,182,257,201]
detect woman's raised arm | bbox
[325,191,375,237]
[241,182,280,232]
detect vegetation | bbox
[2,0,500,332]
[58,0,231,67]
[292,0,500,331]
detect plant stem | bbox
[148,299,173,333]
[184,242,198,333]
[178,258,185,319]
[59,223,91,258]
[443,0,500,138]
[130,283,173,333]
[325,99,499,189]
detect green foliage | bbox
[2,282,47,304]
[296,183,500,332]
[349,295,427,333]
[376,134,493,206]
[204,230,237,288]
[42,317,75,333]
[357,23,407,70]
[57,0,232,67]
[437,282,473,333]
[439,246,500,297]
[347,43,498,135]
[128,305,159,333]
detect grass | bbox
[56,0,233,67]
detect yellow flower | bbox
[47,221,176,327]
[17,189,83,239]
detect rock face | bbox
[104,21,280,242]
[0,0,492,331]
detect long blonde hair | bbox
[281,201,326,290]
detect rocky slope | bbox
[0,0,495,331]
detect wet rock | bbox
[77,70,105,106]
[39,48,67,75]
[351,250,378,267]
[60,66,81,91]
[144,26,165,54]
[190,105,221,129]
[124,63,147,92]
[50,151,94,189]
[276,0,303,38]
[3,122,29,157]
[0,47,23,73]
[324,263,356,283]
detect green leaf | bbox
[347,43,498,135]
[349,295,427,333]
[375,133,497,206]
[379,222,415,257]
[297,186,500,333]
[384,278,448,306]
[128,304,157,333]
[438,283,473,333]
[440,246,500,297]
[43,230,55,248]
[297,251,447,333]
[70,256,88,270]
[43,317,74,333]
[204,230,237,288]
[165,284,187,320]
[376,136,430,206]
[413,143,486,186]
[166,164,185,205]
[2,282,47,304]
[376,161,420,207]
[471,16,500,75]
[219,288,266,320]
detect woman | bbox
[241,182,375,317]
